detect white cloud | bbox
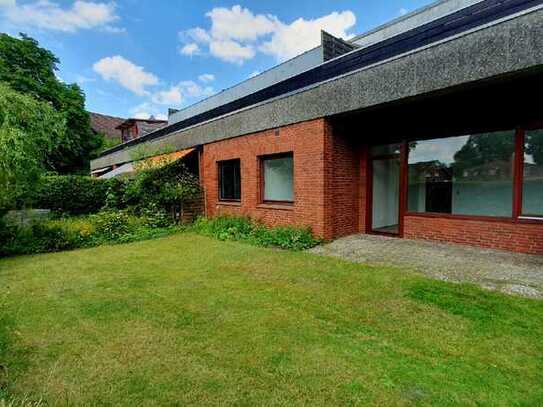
[185,27,211,43]
[3,0,122,33]
[178,81,214,98]
[399,8,409,16]
[130,102,167,120]
[198,73,215,83]
[151,81,214,106]
[133,111,150,119]
[209,40,254,64]
[179,6,356,64]
[93,55,159,96]
[152,86,182,105]
[206,5,277,42]
[133,111,167,121]
[75,74,96,84]
[260,11,356,61]
[179,43,200,56]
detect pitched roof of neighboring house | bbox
[89,112,125,140]
[116,118,168,137]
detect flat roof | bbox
[95,0,542,161]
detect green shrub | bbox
[192,215,255,241]
[255,225,320,251]
[0,210,183,257]
[123,161,201,223]
[0,216,17,256]
[91,211,134,241]
[33,175,110,215]
[191,216,321,250]
[104,177,129,210]
[140,203,173,228]
[0,220,79,256]
[27,222,77,252]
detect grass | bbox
[0,233,542,405]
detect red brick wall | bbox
[325,123,363,238]
[201,119,330,238]
[201,118,543,255]
[404,215,543,255]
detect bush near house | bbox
[191,215,321,250]
[0,214,321,257]
[32,160,202,219]
[1,162,320,257]
[33,175,110,215]
[123,160,202,222]
[0,211,180,257]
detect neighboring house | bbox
[116,118,167,143]
[91,0,543,255]
[89,112,125,143]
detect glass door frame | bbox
[365,142,408,237]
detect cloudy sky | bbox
[0,0,433,120]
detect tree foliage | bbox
[124,160,202,222]
[526,129,543,165]
[0,33,102,173]
[0,84,65,213]
[452,131,516,176]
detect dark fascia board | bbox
[91,5,543,170]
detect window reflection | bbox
[263,154,294,202]
[408,131,516,217]
[523,129,543,217]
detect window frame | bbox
[259,152,295,205]
[402,127,543,224]
[517,127,543,220]
[217,158,241,202]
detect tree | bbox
[0,33,102,173]
[526,130,543,165]
[0,84,65,214]
[452,131,516,177]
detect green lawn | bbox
[1,234,542,406]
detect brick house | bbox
[89,112,125,143]
[91,0,543,255]
[116,118,167,143]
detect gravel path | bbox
[309,234,543,299]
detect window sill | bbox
[518,216,543,224]
[404,212,514,223]
[217,201,241,207]
[256,203,294,211]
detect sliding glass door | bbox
[370,144,401,235]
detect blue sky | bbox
[0,0,433,120]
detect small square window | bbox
[218,159,241,201]
[261,153,294,203]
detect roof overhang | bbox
[95,147,196,178]
[91,5,543,170]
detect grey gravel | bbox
[309,234,543,299]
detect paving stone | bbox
[309,234,543,299]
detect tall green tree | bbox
[0,33,102,173]
[0,84,65,213]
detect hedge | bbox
[33,175,110,215]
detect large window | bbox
[218,159,241,201]
[262,153,294,203]
[523,129,543,217]
[408,130,516,217]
